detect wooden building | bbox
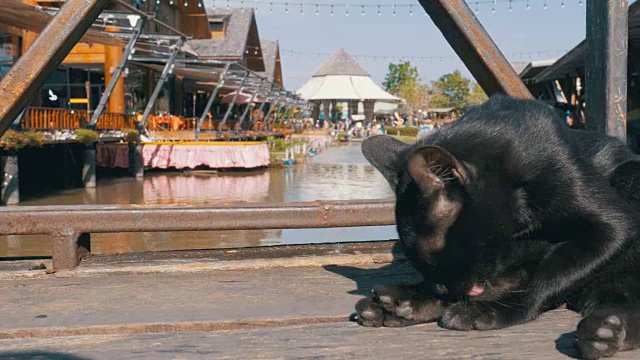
[521,1,640,150]
[0,2,286,123]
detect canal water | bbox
[0,143,398,258]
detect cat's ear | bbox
[407,145,468,196]
[362,135,409,188]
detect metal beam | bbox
[0,0,112,136]
[88,18,146,128]
[586,0,628,140]
[417,0,532,99]
[262,98,280,130]
[11,106,28,130]
[137,39,183,131]
[219,73,248,130]
[250,94,271,129]
[195,63,230,140]
[113,0,189,39]
[236,92,258,130]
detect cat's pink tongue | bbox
[468,284,485,297]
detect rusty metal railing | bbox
[0,200,396,271]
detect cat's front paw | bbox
[353,297,384,327]
[352,284,444,328]
[439,302,519,331]
[439,302,483,331]
[576,312,627,360]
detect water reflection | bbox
[0,143,397,258]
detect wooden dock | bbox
[0,243,637,359]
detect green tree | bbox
[398,82,430,116]
[468,82,488,106]
[430,70,471,109]
[383,61,420,96]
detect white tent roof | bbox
[296,48,402,103]
[297,75,402,102]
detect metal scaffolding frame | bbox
[237,90,259,130]
[219,72,249,129]
[137,39,184,131]
[88,17,147,128]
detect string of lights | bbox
[280,49,568,62]
[208,0,586,15]
[239,44,568,62]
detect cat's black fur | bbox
[356,95,640,359]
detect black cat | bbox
[356,95,640,359]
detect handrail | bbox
[0,199,396,271]
[21,107,136,130]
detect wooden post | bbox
[128,143,144,178]
[20,0,39,56]
[586,0,628,140]
[104,25,125,114]
[82,143,96,188]
[1,155,19,205]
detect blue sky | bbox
[206,0,593,90]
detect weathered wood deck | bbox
[0,246,637,359]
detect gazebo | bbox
[296,48,402,123]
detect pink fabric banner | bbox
[96,143,270,170]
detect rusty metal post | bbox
[89,18,146,128]
[0,0,112,137]
[586,0,628,140]
[220,73,249,130]
[417,0,532,99]
[51,230,81,271]
[196,63,231,140]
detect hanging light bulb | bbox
[184,0,188,7]
[330,4,334,16]
[169,0,174,5]
[492,0,496,13]
[361,5,365,16]
[285,2,288,13]
[543,0,548,9]
[198,1,201,7]
[269,2,273,13]
[345,4,349,17]
[579,0,583,6]
[409,4,413,15]
[526,0,530,9]
[392,4,396,16]
[315,4,319,15]
[377,5,381,16]
[509,0,512,11]
[156,0,160,4]
[300,4,304,16]
[561,0,565,7]
[226,0,229,8]
[474,1,479,13]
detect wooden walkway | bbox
[0,247,637,359]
